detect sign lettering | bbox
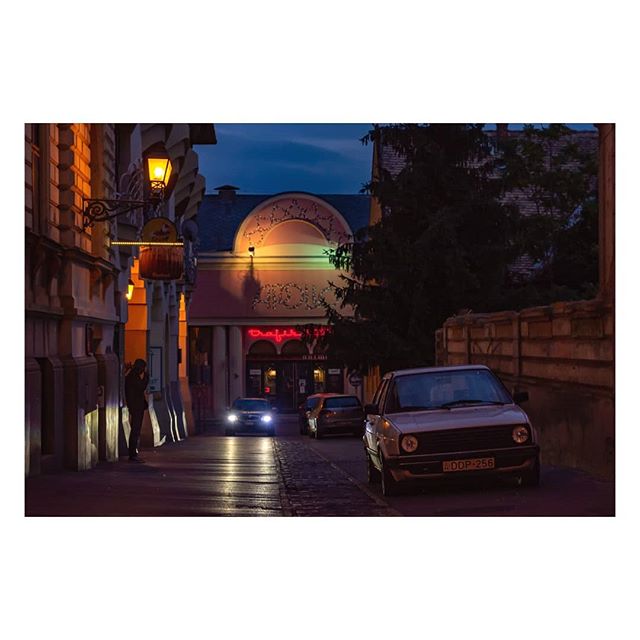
[247,327,330,343]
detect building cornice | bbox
[197,254,335,271]
[188,318,328,326]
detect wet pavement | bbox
[25,433,285,516]
[25,414,614,517]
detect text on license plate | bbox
[442,457,495,472]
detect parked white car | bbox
[364,365,540,496]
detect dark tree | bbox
[500,124,598,298]
[321,124,519,373]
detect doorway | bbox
[245,361,343,412]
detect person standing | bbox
[125,359,149,462]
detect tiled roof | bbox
[196,192,371,252]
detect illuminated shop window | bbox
[313,366,326,393]
[264,367,277,396]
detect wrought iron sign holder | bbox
[82,191,163,229]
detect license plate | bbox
[443,457,495,472]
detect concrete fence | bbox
[436,298,614,479]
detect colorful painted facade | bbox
[187,188,370,419]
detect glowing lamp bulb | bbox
[147,157,172,190]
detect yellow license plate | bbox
[443,457,495,472]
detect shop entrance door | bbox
[276,362,314,412]
[245,360,343,413]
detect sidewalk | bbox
[25,432,286,517]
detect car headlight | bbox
[400,434,419,453]
[261,414,272,423]
[512,425,530,444]
[227,414,238,423]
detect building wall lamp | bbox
[82,156,173,228]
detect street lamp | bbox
[82,154,173,228]
[147,157,172,198]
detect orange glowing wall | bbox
[178,292,187,378]
[124,259,148,366]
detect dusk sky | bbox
[195,124,373,195]
[195,123,597,196]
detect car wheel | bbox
[367,453,381,484]
[380,453,401,497]
[519,457,541,487]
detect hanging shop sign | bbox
[138,217,184,280]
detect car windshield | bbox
[324,396,361,409]
[385,369,512,413]
[232,399,270,412]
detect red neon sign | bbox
[247,327,329,343]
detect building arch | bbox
[247,340,277,357]
[232,192,353,254]
[280,339,308,356]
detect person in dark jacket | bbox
[125,359,149,462]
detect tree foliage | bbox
[322,124,519,373]
[501,124,598,295]
[320,124,599,374]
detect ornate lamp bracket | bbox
[82,196,162,229]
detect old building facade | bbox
[187,188,370,420]
[25,123,215,476]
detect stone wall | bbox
[436,299,614,479]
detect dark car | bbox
[298,395,323,435]
[363,365,540,496]
[307,393,365,439]
[225,398,276,436]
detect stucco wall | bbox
[436,299,614,479]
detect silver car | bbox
[364,365,540,496]
[225,398,276,436]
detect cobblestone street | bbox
[274,439,397,516]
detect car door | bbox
[365,377,391,456]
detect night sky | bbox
[195,123,597,196]
[195,124,373,195]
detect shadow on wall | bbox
[241,261,261,314]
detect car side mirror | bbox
[364,403,380,415]
[513,391,529,404]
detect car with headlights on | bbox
[225,398,276,436]
[307,393,365,439]
[363,365,540,496]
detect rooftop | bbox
[197,191,371,252]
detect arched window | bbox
[248,340,277,356]
[281,340,307,356]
